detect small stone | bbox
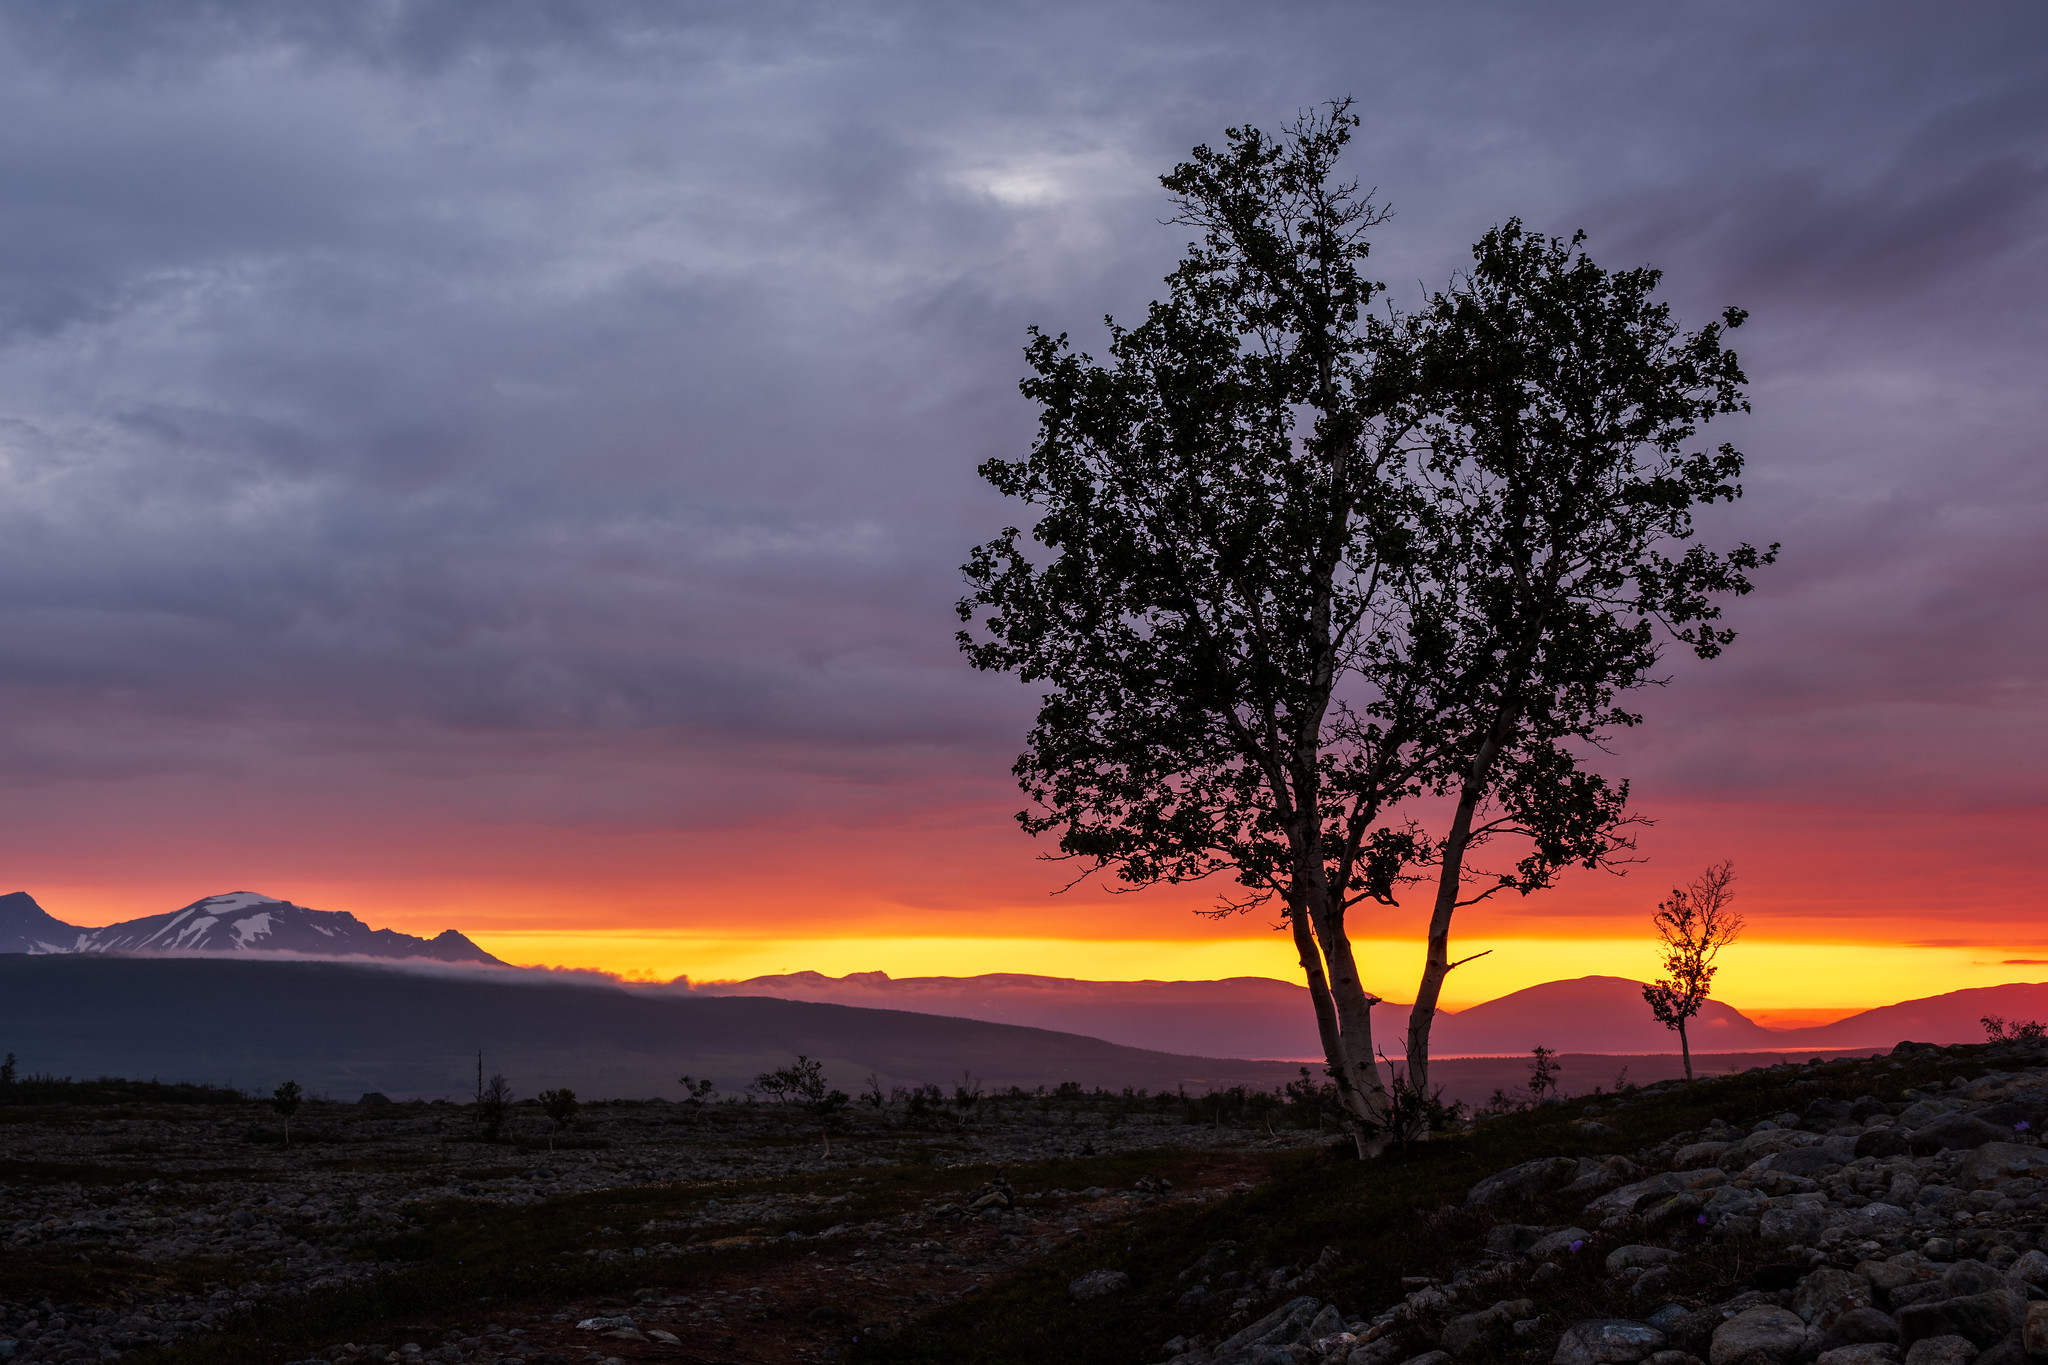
[1400,1353,1453,1365]
[1711,1307,1808,1365]
[1068,1268,1131,1301]
[1902,1337,1976,1365]
[1553,1319,1667,1365]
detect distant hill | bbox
[0,956,1309,1100]
[694,971,1330,1059]
[1428,976,1781,1055]
[699,970,2048,1059]
[0,891,499,965]
[1778,983,2048,1050]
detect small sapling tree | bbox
[1642,860,1743,1080]
[271,1079,303,1148]
[679,1074,716,1106]
[1526,1047,1561,1103]
[537,1087,578,1152]
[475,1073,513,1142]
[0,1052,16,1086]
[754,1055,851,1156]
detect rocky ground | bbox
[1149,1040,2048,1365]
[0,1085,1324,1364]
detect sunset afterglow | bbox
[1,7,2042,1028]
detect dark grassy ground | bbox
[857,1044,2033,1365]
[12,1042,2029,1365]
[114,1145,1281,1365]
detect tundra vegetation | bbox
[959,102,1774,1156]
[4,1040,2048,1365]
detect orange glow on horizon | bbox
[459,930,2048,1015]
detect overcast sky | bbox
[0,1,2043,949]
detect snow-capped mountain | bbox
[0,891,501,964]
[0,891,83,955]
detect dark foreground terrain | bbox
[5,1039,2048,1365]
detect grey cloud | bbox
[0,0,2041,827]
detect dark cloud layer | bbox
[0,2,2043,906]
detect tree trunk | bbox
[1403,704,1517,1136]
[1679,1020,1693,1082]
[1401,781,1481,1137]
[1291,898,1391,1157]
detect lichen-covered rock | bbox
[1797,1269,1877,1328]
[1468,1158,1582,1207]
[1529,1227,1595,1257]
[1216,1298,1325,1359]
[1751,1147,1844,1179]
[1951,1143,2048,1191]
[1568,1157,1647,1196]
[2021,1302,2048,1357]
[1441,1300,1534,1356]
[1908,1115,2011,1155]
[2006,1249,2048,1290]
[1607,1245,1679,1274]
[1817,1346,1901,1365]
[1820,1309,1902,1353]
[1067,1268,1131,1301]
[1901,1336,1976,1365]
[1676,1142,1731,1170]
[1711,1307,1808,1365]
[1940,1263,2006,1300]
[1897,1289,2025,1350]
[1487,1224,1559,1256]
[1586,1170,1727,1221]
[1554,1319,1666,1365]
[1759,1204,1829,1243]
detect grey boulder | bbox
[1441,1300,1535,1356]
[1797,1269,1878,1327]
[1216,1298,1324,1358]
[1468,1158,1583,1207]
[1759,1205,1831,1243]
[1752,1148,1843,1179]
[1951,1144,2048,1192]
[1554,1319,1667,1365]
[1712,1307,1809,1365]
[1820,1310,1902,1352]
[1901,1337,1976,1365]
[1068,1268,1131,1301]
[1530,1228,1596,1257]
[1897,1290,2025,1350]
[1908,1116,2011,1155]
[1817,1350,1900,1365]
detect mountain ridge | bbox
[0,890,499,964]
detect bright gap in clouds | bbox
[467,931,2048,1015]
